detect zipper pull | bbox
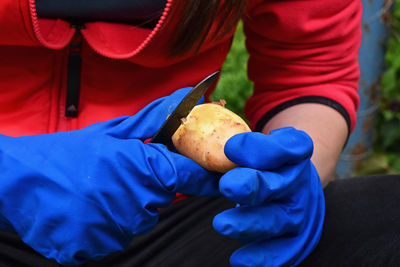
[65,25,84,118]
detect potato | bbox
[172,101,251,173]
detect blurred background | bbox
[211,0,400,179]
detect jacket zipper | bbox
[29,0,173,125]
[65,25,83,118]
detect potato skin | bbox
[172,103,251,173]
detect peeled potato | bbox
[172,101,251,173]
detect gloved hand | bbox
[0,87,220,265]
[213,127,325,267]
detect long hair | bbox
[168,0,248,57]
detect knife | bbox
[150,71,219,144]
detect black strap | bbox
[35,0,167,27]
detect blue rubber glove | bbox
[213,127,325,267]
[0,87,220,265]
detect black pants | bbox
[1,175,400,267]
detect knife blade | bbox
[150,71,219,144]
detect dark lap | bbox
[301,175,400,267]
[1,175,400,267]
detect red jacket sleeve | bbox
[243,0,362,132]
[0,0,73,48]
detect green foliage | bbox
[211,22,253,120]
[372,0,400,173]
[356,152,397,175]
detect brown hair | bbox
[168,0,248,57]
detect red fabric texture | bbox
[243,0,361,131]
[0,0,360,137]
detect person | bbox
[0,0,378,266]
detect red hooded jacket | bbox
[0,0,361,136]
